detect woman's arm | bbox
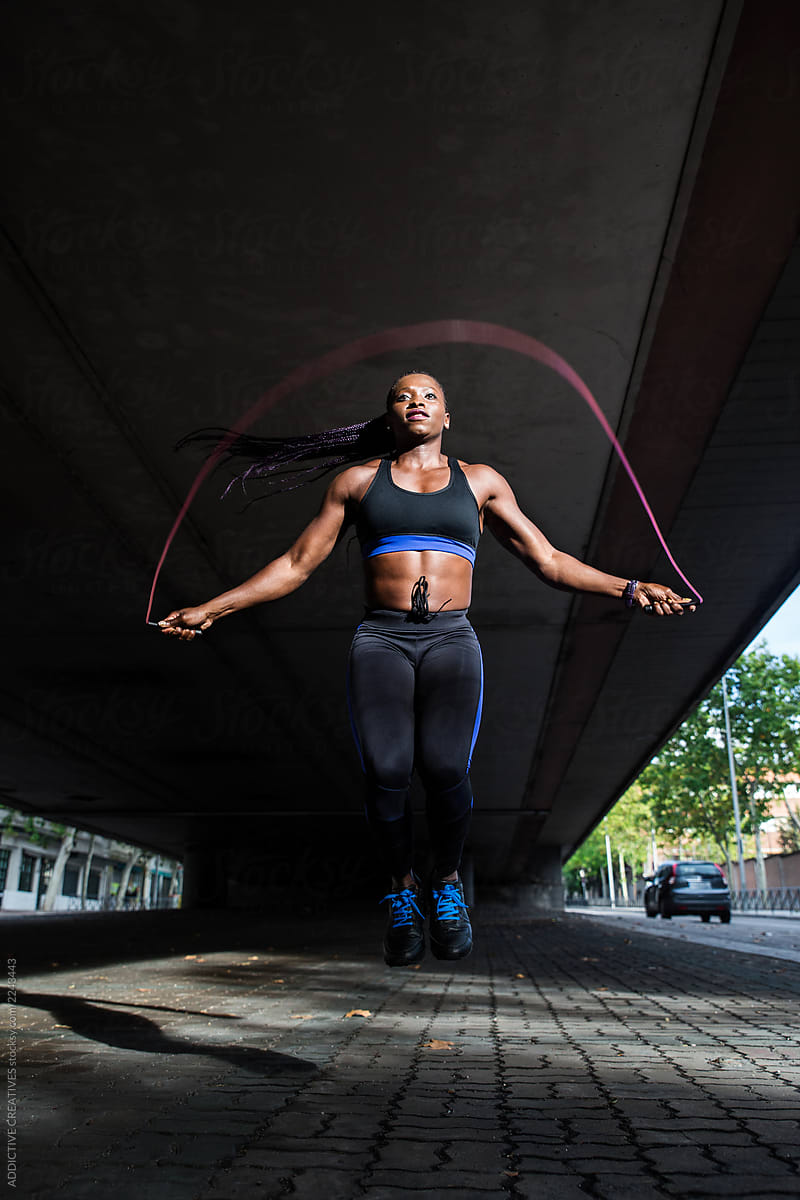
[474,465,695,617]
[158,468,360,640]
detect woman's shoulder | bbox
[457,461,511,505]
[458,460,507,486]
[333,458,383,503]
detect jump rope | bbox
[145,319,703,627]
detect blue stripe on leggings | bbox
[467,641,484,771]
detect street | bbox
[568,905,800,965]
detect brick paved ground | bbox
[6,905,800,1199]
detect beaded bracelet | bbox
[624,579,639,608]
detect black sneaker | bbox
[381,883,425,967]
[429,876,472,961]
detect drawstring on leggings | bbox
[410,576,452,623]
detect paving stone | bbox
[365,1190,501,1199]
[592,1177,670,1200]
[196,1168,291,1199]
[709,1146,796,1174]
[514,1173,593,1199]
[243,1148,372,1170]
[374,1142,444,1170]
[744,1120,800,1140]
[643,1146,717,1173]
[662,1177,800,1196]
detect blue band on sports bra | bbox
[360,534,477,566]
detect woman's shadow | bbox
[18,989,317,1077]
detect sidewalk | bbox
[7,904,800,1199]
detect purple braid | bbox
[178,370,445,502]
[176,415,394,500]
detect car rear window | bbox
[676,863,722,877]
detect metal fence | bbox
[730,887,800,913]
[565,888,800,914]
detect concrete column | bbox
[181,844,228,909]
[479,846,565,912]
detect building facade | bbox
[0,811,182,912]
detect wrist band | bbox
[624,579,639,608]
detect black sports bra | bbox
[355,457,481,566]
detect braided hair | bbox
[178,372,446,501]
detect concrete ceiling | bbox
[1,0,799,885]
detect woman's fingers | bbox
[639,585,697,616]
[156,609,209,639]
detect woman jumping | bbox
[159,373,694,965]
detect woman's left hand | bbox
[635,583,697,616]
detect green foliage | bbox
[638,645,800,857]
[564,784,653,891]
[24,815,45,845]
[565,645,800,890]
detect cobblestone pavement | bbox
[6,905,800,1199]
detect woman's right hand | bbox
[158,607,214,641]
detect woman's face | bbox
[386,374,450,441]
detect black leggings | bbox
[346,609,484,880]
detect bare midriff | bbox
[363,551,473,612]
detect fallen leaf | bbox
[291,1014,314,1020]
[344,1009,372,1019]
[409,963,422,970]
[515,973,525,979]
[247,955,260,960]
[504,1170,519,1178]
[421,1039,454,1050]
[184,954,197,960]
[273,978,285,984]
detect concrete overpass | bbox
[1,0,799,905]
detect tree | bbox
[564,784,654,897]
[41,826,77,911]
[115,846,142,910]
[80,834,97,909]
[638,645,800,890]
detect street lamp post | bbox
[604,821,616,909]
[722,673,747,894]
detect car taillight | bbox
[714,863,727,883]
[669,863,677,883]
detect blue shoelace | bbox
[431,883,467,922]
[380,888,424,928]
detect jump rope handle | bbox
[147,620,204,636]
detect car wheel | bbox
[701,914,711,923]
[719,911,731,924]
[659,899,671,920]
[646,906,657,918]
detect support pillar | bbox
[479,846,565,912]
[181,843,228,909]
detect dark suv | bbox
[644,860,731,923]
